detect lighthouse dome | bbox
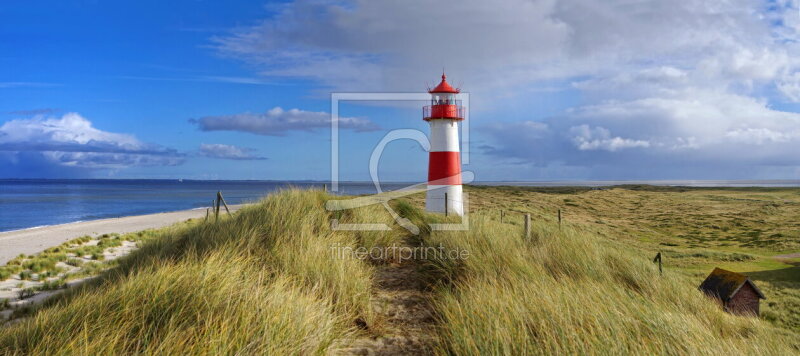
[429,74,460,93]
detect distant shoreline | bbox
[0,204,245,266]
[2,179,799,233]
[474,180,800,187]
[3,178,799,187]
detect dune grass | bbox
[0,189,403,355]
[1,187,797,354]
[407,185,800,332]
[417,209,799,355]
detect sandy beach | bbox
[0,205,244,265]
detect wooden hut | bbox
[698,268,765,316]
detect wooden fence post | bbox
[217,191,231,216]
[323,183,327,192]
[205,208,209,222]
[558,209,562,227]
[524,214,531,239]
[653,252,663,275]
[444,192,449,217]
[500,210,504,223]
[214,198,219,223]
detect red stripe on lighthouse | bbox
[428,151,462,185]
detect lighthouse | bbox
[424,73,464,216]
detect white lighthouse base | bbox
[426,185,463,216]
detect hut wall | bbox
[726,283,760,316]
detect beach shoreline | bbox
[0,205,245,265]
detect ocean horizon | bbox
[1,178,799,232]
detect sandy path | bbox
[0,205,245,265]
[337,238,440,355]
[775,252,800,259]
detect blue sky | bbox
[2,0,800,181]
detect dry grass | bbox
[421,212,799,355]
[408,185,800,332]
[0,189,402,355]
[1,186,797,354]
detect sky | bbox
[2,0,800,182]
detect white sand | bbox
[0,205,245,266]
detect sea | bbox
[1,179,798,232]
[0,179,408,232]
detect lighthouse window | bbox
[431,94,457,105]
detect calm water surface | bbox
[0,179,406,232]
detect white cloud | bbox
[212,0,800,178]
[199,143,266,160]
[569,125,649,152]
[724,128,800,145]
[482,88,800,175]
[0,113,184,168]
[194,106,378,136]
[214,1,799,93]
[777,71,800,101]
[565,88,800,148]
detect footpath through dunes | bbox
[1,188,798,355]
[0,189,445,355]
[331,199,447,355]
[334,238,440,355]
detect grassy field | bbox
[0,190,405,354]
[431,185,800,332]
[0,186,797,354]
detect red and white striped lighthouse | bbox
[424,73,464,216]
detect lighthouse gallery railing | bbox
[423,104,464,120]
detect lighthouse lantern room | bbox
[424,73,464,216]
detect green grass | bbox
[1,187,797,354]
[64,258,83,268]
[36,279,66,292]
[0,265,22,281]
[0,189,397,354]
[418,210,798,355]
[0,229,157,289]
[420,185,800,332]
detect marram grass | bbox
[1,189,797,355]
[0,189,396,355]
[423,214,799,355]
